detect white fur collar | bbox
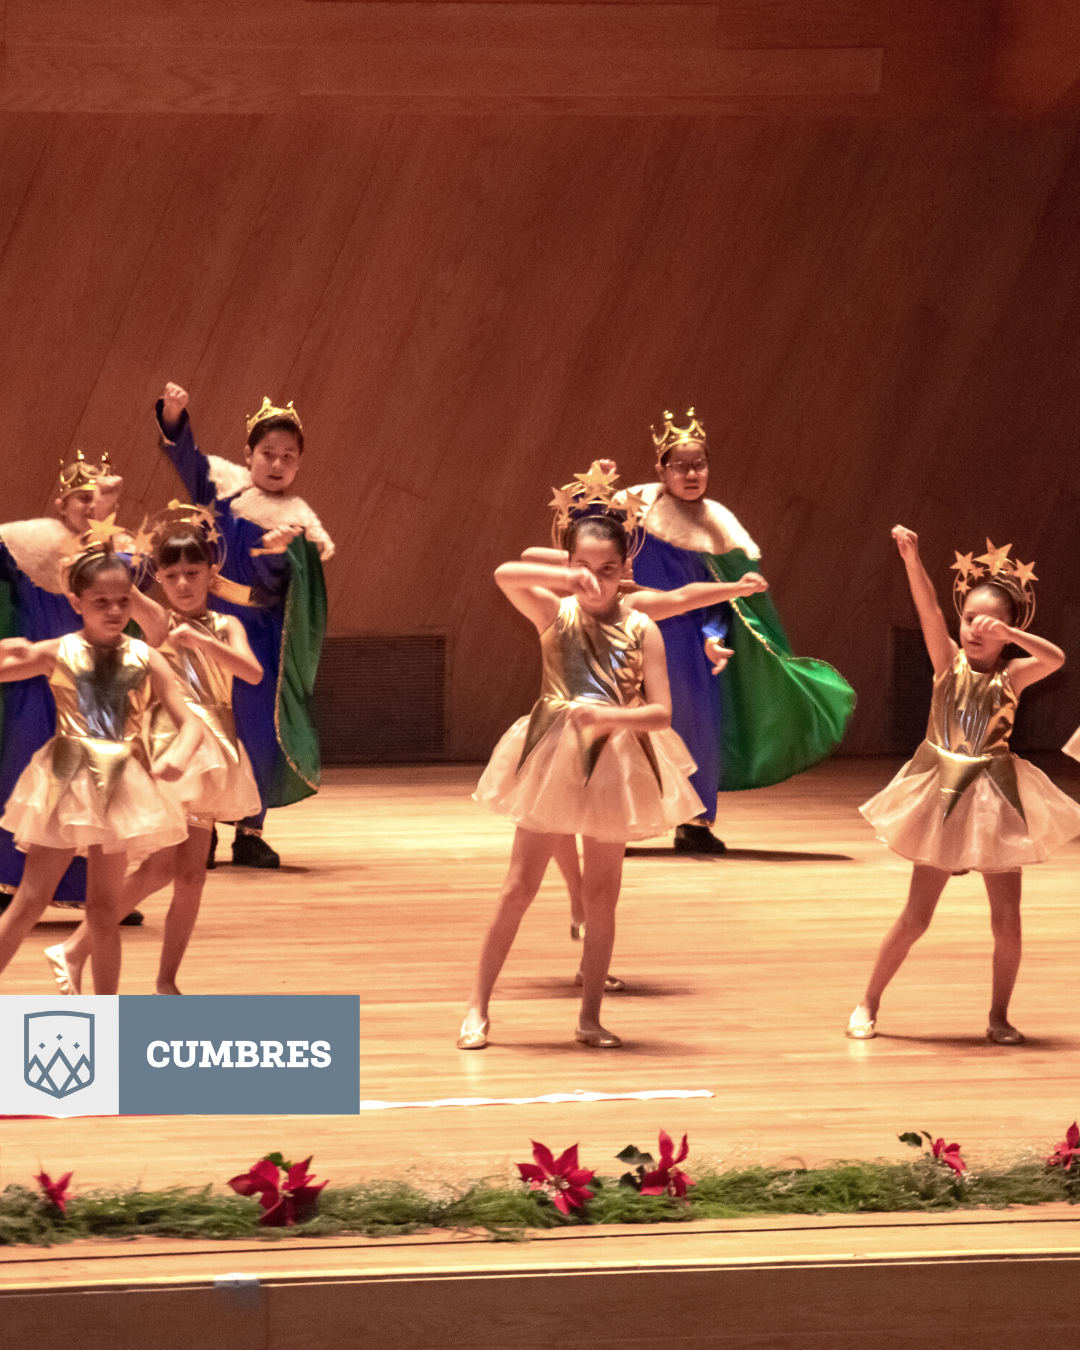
[624,483,759,558]
[0,518,79,593]
[206,456,335,560]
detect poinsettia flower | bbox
[34,1169,73,1214]
[931,1138,966,1176]
[1046,1121,1080,1171]
[228,1155,327,1227]
[640,1131,695,1198]
[517,1141,596,1215]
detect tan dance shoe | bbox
[845,1007,877,1040]
[456,1017,490,1050]
[574,1026,622,1048]
[44,944,77,996]
[574,970,625,992]
[987,1024,1025,1045]
[570,922,585,941]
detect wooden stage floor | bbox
[3,758,1080,1190]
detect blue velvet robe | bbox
[0,542,87,901]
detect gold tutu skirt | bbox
[474,714,704,843]
[163,732,261,826]
[860,753,1080,873]
[0,740,189,862]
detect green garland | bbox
[4,1157,1078,1247]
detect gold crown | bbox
[651,408,707,459]
[58,449,110,498]
[549,461,649,561]
[245,397,303,439]
[951,538,1037,631]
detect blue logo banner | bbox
[118,995,359,1115]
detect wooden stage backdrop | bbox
[0,2,1079,760]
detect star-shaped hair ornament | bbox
[549,460,646,561]
[952,535,1037,630]
[976,538,1012,576]
[130,500,226,583]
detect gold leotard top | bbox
[905,649,1023,821]
[148,610,240,763]
[48,632,152,808]
[518,597,661,787]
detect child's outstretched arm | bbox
[893,525,955,675]
[982,621,1064,694]
[494,560,600,634]
[0,637,58,682]
[629,574,768,621]
[156,382,216,508]
[170,615,263,685]
[146,650,204,781]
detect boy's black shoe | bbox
[673,823,727,855]
[206,825,218,870]
[232,832,280,869]
[119,910,145,927]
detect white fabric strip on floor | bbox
[359,1089,716,1110]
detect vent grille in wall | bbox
[890,626,933,753]
[313,635,446,763]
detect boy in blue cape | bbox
[156,383,332,868]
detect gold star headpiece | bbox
[128,500,223,576]
[651,407,707,461]
[62,514,131,591]
[245,397,303,439]
[549,461,649,561]
[951,537,1037,630]
[58,449,110,499]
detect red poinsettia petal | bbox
[258,1197,291,1227]
[531,1141,557,1176]
[285,1157,314,1191]
[565,1167,595,1188]
[553,1144,580,1177]
[54,1172,73,1193]
[639,1168,666,1192]
[1068,1122,1080,1151]
[657,1130,674,1166]
[565,1185,594,1209]
[639,1183,666,1196]
[518,1163,547,1184]
[552,1191,572,1216]
[674,1135,690,1166]
[33,1171,52,1189]
[289,1182,327,1224]
[931,1138,944,1158]
[228,1171,278,1199]
[252,1158,282,1186]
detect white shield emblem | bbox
[24,1011,95,1098]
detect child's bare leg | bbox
[60,846,178,992]
[552,835,584,928]
[856,864,950,1020]
[84,846,132,995]
[156,828,211,994]
[462,827,556,1032]
[0,847,76,979]
[576,837,625,1034]
[985,869,1022,1033]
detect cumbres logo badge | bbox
[24,1010,95,1098]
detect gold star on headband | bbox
[1013,559,1038,587]
[620,488,650,524]
[950,550,976,579]
[548,485,577,515]
[83,513,125,547]
[976,538,1012,575]
[574,462,619,500]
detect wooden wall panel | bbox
[0,111,1078,760]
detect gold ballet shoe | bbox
[575,1026,622,1048]
[574,970,625,992]
[44,944,77,996]
[570,922,585,941]
[456,1017,489,1050]
[845,1007,877,1040]
[987,1024,1025,1045]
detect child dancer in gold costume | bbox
[459,463,749,1051]
[0,540,201,993]
[48,508,263,995]
[847,526,1080,1045]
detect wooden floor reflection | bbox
[3,758,1080,1189]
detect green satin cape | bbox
[270,536,327,807]
[703,549,856,790]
